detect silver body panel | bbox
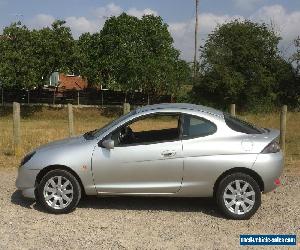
[92,140,184,194]
[16,103,284,199]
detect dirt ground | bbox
[0,168,299,250]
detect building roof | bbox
[58,74,88,90]
[137,103,223,116]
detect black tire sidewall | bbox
[37,169,81,214]
[216,173,261,220]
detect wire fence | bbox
[0,88,172,106]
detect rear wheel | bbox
[36,169,81,214]
[216,173,261,220]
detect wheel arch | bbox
[35,165,86,196]
[213,167,264,198]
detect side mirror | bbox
[101,139,114,150]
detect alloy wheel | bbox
[43,176,74,209]
[223,179,255,215]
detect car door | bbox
[91,113,184,194]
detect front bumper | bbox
[252,151,284,193]
[16,166,40,199]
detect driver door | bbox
[91,113,184,194]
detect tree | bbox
[0,22,38,89]
[284,37,300,107]
[31,20,77,85]
[192,20,290,110]
[99,13,142,95]
[0,20,77,90]
[292,37,300,75]
[276,59,299,107]
[81,13,190,102]
[77,32,103,87]
[139,15,189,102]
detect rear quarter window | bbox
[224,113,264,134]
[182,115,217,139]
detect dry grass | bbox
[0,106,299,170]
[0,107,115,168]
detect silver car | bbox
[16,103,283,219]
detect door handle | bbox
[161,150,176,157]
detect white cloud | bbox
[170,5,300,60]
[25,4,300,60]
[27,4,158,38]
[93,3,123,18]
[233,0,263,11]
[65,16,99,37]
[169,13,243,60]
[127,8,158,18]
[251,5,300,45]
[29,14,55,29]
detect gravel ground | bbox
[0,168,299,250]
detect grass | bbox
[0,106,299,170]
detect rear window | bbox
[224,113,264,134]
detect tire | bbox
[216,173,261,220]
[36,169,81,214]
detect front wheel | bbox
[36,169,81,214]
[216,173,261,220]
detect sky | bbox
[0,0,300,61]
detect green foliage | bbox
[31,20,77,84]
[292,37,300,75]
[0,22,38,89]
[0,15,190,99]
[0,20,77,90]
[192,20,295,111]
[138,15,188,97]
[287,37,300,108]
[78,13,190,98]
[99,13,142,91]
[77,32,103,86]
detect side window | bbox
[111,113,180,146]
[182,115,217,139]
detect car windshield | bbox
[83,110,137,140]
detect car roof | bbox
[136,103,223,117]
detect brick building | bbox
[49,72,88,90]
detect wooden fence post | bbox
[229,104,236,116]
[68,103,74,137]
[280,105,287,155]
[123,103,130,115]
[13,102,21,154]
[77,91,80,106]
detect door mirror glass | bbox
[101,139,114,149]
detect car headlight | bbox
[261,141,280,154]
[20,151,36,166]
